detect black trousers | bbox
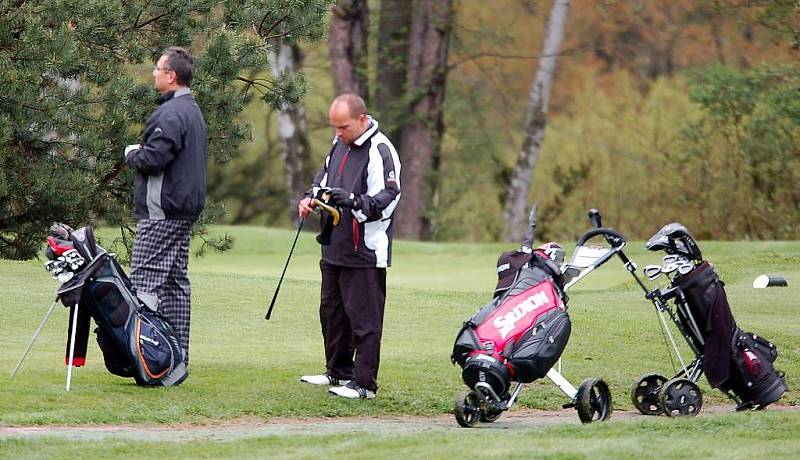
[319,261,386,392]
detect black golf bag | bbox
[47,225,188,386]
[645,223,787,409]
[674,260,787,408]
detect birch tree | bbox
[502,0,570,242]
[269,40,315,226]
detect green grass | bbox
[1,225,799,457]
[2,411,799,459]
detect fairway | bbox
[1,225,799,458]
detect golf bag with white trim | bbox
[46,225,188,386]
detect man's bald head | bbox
[331,93,367,118]
[329,93,370,145]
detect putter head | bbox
[643,265,663,280]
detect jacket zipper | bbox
[352,218,359,252]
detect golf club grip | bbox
[521,204,538,248]
[588,208,602,229]
[265,218,304,320]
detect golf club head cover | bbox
[316,214,334,245]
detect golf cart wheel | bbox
[454,391,481,428]
[479,406,503,423]
[658,378,702,417]
[631,373,667,416]
[575,378,613,424]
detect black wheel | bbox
[658,378,702,417]
[575,378,613,424]
[454,391,481,428]
[479,406,503,423]
[631,373,667,415]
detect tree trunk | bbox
[394,0,453,240]
[376,0,412,142]
[329,0,369,99]
[502,0,570,243]
[269,41,315,226]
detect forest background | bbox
[1,0,798,260]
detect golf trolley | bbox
[451,208,625,427]
[614,221,787,417]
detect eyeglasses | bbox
[153,65,174,73]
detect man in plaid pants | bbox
[124,47,207,367]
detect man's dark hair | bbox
[162,47,194,87]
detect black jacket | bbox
[126,88,207,221]
[306,119,401,268]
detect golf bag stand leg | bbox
[10,297,60,378]
[66,303,79,391]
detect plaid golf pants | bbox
[130,219,193,364]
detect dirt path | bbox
[4,405,797,442]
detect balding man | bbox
[298,93,401,399]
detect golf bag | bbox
[452,249,570,399]
[645,223,786,409]
[673,259,787,408]
[46,225,188,386]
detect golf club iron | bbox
[265,218,304,320]
[643,265,662,280]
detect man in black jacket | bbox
[298,93,401,399]
[124,47,207,367]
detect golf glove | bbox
[328,187,360,209]
[124,144,141,160]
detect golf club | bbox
[677,261,694,275]
[643,265,662,280]
[265,218,304,320]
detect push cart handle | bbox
[575,227,626,247]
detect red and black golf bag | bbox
[451,248,570,400]
[46,225,188,387]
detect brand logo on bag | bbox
[493,289,552,339]
[140,334,160,347]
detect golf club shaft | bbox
[10,298,59,378]
[265,218,304,320]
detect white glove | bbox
[124,144,141,160]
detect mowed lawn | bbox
[1,225,799,458]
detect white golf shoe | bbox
[328,381,376,399]
[300,373,351,386]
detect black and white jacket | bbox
[307,118,401,268]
